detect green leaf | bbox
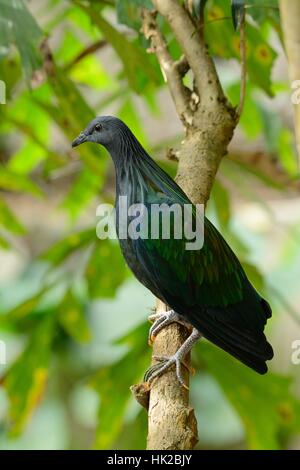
[78,3,160,93]
[91,322,150,449]
[0,168,43,196]
[246,0,280,28]
[277,128,298,177]
[0,57,22,99]
[85,240,128,298]
[0,197,25,234]
[41,228,95,266]
[206,1,277,95]
[0,284,53,324]
[58,290,91,343]
[116,0,153,31]
[61,168,101,221]
[118,98,148,147]
[241,261,265,293]
[0,0,43,79]
[33,69,107,177]
[113,410,147,450]
[211,180,231,227]
[195,342,300,449]
[0,233,10,249]
[8,139,47,175]
[70,55,116,90]
[226,82,263,139]
[3,315,55,435]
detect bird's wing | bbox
[134,213,273,373]
[135,209,246,311]
[135,161,246,309]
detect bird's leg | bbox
[144,327,202,388]
[148,309,192,345]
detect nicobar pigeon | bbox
[72,116,273,386]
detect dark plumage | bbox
[72,116,273,375]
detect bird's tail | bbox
[190,298,274,374]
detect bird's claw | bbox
[148,312,162,323]
[144,352,189,389]
[148,310,190,345]
[144,327,201,387]
[154,355,195,376]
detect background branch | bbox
[279,0,300,164]
[236,12,247,119]
[64,39,107,71]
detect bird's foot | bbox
[144,328,201,388]
[148,309,192,345]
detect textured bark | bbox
[279,0,300,162]
[132,0,237,450]
[147,301,198,450]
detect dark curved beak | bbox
[72,132,87,148]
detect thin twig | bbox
[64,39,107,71]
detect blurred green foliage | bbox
[0,0,299,450]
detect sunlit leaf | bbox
[206,1,277,95]
[8,140,47,175]
[91,322,150,449]
[41,228,95,266]
[70,55,116,90]
[3,315,55,435]
[226,82,263,139]
[241,261,265,293]
[0,168,43,196]
[246,0,280,28]
[195,342,300,449]
[78,3,160,93]
[0,233,10,249]
[211,180,231,227]
[33,69,107,177]
[58,290,91,343]
[61,168,100,220]
[118,98,148,147]
[277,128,298,177]
[85,240,128,299]
[0,197,25,234]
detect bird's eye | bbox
[94,123,102,132]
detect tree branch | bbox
[142,9,193,127]
[152,0,226,106]
[279,0,300,164]
[236,12,247,119]
[147,301,198,450]
[64,39,107,71]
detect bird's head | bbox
[72,116,125,150]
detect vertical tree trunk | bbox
[279,0,300,163]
